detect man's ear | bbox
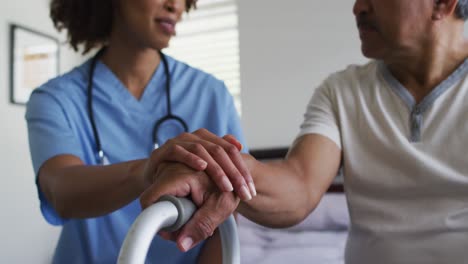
[432,0,458,20]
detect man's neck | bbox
[385,27,468,103]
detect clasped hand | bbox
[139,129,256,252]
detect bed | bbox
[238,148,349,264]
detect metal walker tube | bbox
[117,196,240,264]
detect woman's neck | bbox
[100,42,161,100]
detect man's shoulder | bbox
[317,61,380,97]
[326,60,378,85]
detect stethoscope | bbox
[87,48,189,165]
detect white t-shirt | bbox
[299,59,468,264]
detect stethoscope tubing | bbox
[87,48,189,164]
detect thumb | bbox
[175,193,238,252]
[175,206,221,252]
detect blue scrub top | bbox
[26,54,247,264]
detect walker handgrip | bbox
[158,195,196,232]
[117,195,240,264]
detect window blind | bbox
[164,0,242,114]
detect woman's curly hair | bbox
[50,0,197,54]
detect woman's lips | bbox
[156,19,176,35]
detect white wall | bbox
[239,0,468,149]
[238,0,367,148]
[0,0,83,263]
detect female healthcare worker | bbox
[25,0,255,263]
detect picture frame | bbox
[9,24,60,105]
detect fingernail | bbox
[240,185,252,200]
[181,237,193,252]
[248,182,257,196]
[238,142,243,151]
[222,177,234,192]
[198,160,207,169]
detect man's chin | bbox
[361,46,382,60]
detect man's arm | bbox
[237,133,342,228]
[140,132,341,251]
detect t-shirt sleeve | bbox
[297,82,342,149]
[25,89,84,225]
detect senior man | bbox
[141,0,468,263]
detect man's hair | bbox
[456,0,468,20]
[50,0,197,54]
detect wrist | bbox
[130,159,150,192]
[242,154,256,177]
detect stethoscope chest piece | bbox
[152,114,189,149]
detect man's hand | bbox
[140,162,240,252]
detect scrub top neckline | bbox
[93,57,167,114]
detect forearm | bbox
[236,155,320,228]
[237,135,341,228]
[39,157,147,219]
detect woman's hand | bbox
[142,129,256,201]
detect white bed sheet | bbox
[238,194,349,264]
[239,224,347,264]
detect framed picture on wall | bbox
[9,24,60,105]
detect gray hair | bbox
[456,0,468,20]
